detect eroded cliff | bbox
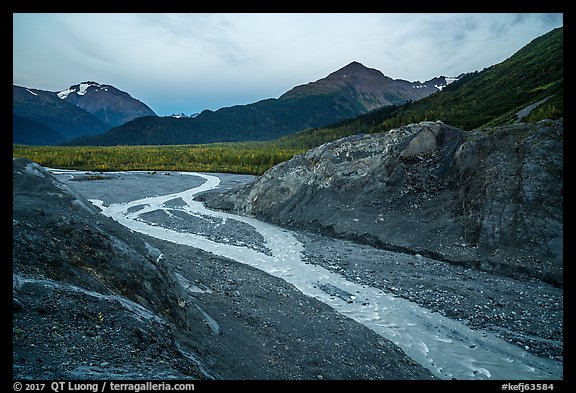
[202,120,563,286]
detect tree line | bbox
[13,142,306,176]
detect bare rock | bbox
[202,119,563,286]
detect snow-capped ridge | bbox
[170,113,189,119]
[57,82,110,99]
[435,76,460,91]
[412,76,461,91]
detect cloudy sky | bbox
[13,13,563,116]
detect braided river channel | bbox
[49,169,563,381]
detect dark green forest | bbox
[63,92,369,146]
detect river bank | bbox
[13,162,436,381]
[43,168,563,380]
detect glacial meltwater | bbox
[49,169,563,380]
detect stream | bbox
[49,169,563,381]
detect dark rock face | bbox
[202,119,563,286]
[12,158,211,378]
[13,159,199,333]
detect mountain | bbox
[170,113,199,119]
[12,114,68,146]
[378,26,563,131]
[13,82,157,145]
[276,27,563,150]
[57,81,157,127]
[279,61,448,110]
[13,85,110,144]
[64,62,450,146]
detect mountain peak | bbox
[280,61,439,110]
[341,61,367,70]
[55,81,156,128]
[329,61,381,78]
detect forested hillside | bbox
[63,62,446,146]
[277,27,563,150]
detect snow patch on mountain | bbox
[57,82,109,99]
[57,88,75,99]
[413,76,460,91]
[435,76,460,91]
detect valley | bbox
[46,168,562,380]
[12,23,564,385]
[12,160,437,380]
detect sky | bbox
[13,13,563,117]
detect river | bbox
[49,169,563,381]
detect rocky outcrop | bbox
[201,119,563,286]
[13,158,202,332]
[12,158,214,378]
